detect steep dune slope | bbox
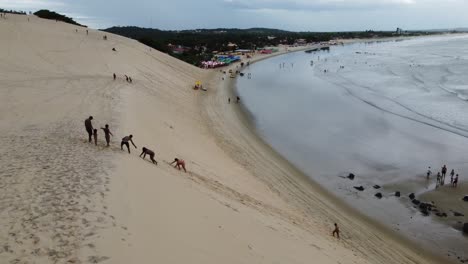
[0,14,441,264]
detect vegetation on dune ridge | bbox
[34,9,86,27]
[0,8,27,15]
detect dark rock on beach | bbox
[375,193,383,199]
[463,223,468,234]
[412,199,420,205]
[395,191,401,197]
[373,185,381,189]
[409,193,415,200]
[347,173,355,180]
[463,196,468,202]
[436,212,448,217]
[453,211,465,217]
[354,186,364,191]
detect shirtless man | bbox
[170,158,186,172]
[121,135,137,153]
[101,124,113,147]
[332,223,340,239]
[84,116,93,143]
[139,147,157,164]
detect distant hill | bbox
[34,10,86,27]
[104,26,441,66]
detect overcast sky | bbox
[1,0,468,31]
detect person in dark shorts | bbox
[453,174,459,187]
[84,116,93,142]
[101,124,113,147]
[332,223,340,239]
[121,135,137,153]
[140,147,157,164]
[170,158,186,172]
[441,165,447,184]
[93,129,98,146]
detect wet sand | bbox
[235,36,468,262]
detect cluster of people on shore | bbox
[84,116,186,172]
[426,165,459,188]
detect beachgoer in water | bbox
[121,135,137,153]
[228,98,231,104]
[453,174,459,187]
[113,73,116,80]
[236,96,240,103]
[426,167,432,179]
[450,169,455,184]
[85,116,94,143]
[86,29,88,35]
[101,124,113,147]
[93,129,98,145]
[171,158,186,172]
[332,223,340,239]
[140,147,157,164]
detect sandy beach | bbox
[0,14,448,264]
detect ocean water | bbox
[236,35,468,262]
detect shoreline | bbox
[202,41,450,263]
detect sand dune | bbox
[0,14,443,263]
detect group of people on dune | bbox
[85,116,186,172]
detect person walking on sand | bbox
[228,97,231,104]
[171,158,186,172]
[93,129,98,146]
[453,174,459,187]
[113,73,116,80]
[332,223,340,239]
[450,169,455,184]
[426,167,432,179]
[121,135,137,153]
[139,147,157,164]
[101,124,113,147]
[84,116,94,143]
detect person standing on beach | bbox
[450,169,455,184]
[93,129,98,146]
[121,135,137,153]
[332,223,340,239]
[441,165,447,185]
[84,116,93,143]
[101,124,113,147]
[453,174,459,187]
[236,96,240,103]
[113,73,116,80]
[139,147,157,164]
[426,167,432,179]
[436,172,441,188]
[228,98,231,104]
[171,158,186,172]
